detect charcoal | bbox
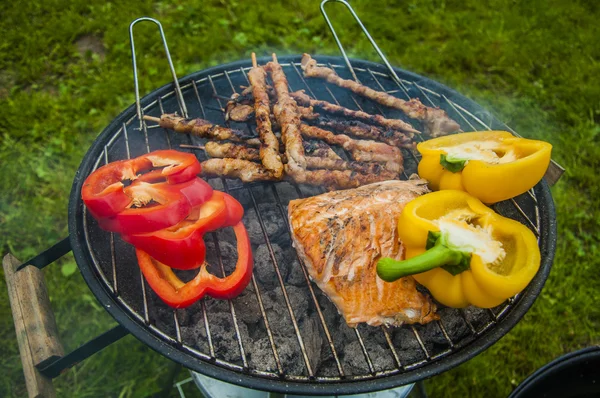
[274,335,308,376]
[412,322,444,354]
[284,250,306,287]
[343,341,370,374]
[260,286,309,337]
[462,306,493,331]
[244,204,287,244]
[299,316,323,372]
[316,359,341,377]
[249,338,278,372]
[206,178,225,191]
[283,285,310,321]
[234,289,262,325]
[437,308,470,342]
[204,239,238,275]
[254,243,289,290]
[180,321,208,349]
[204,312,250,363]
[205,296,230,314]
[274,182,300,204]
[363,338,395,372]
[392,327,427,365]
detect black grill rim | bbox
[68,55,557,395]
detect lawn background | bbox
[1,0,599,397]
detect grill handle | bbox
[129,17,188,130]
[320,0,564,185]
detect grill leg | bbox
[4,253,64,398]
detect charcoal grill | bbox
[5,3,559,396]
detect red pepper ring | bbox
[136,222,253,308]
[122,191,228,270]
[82,150,201,218]
[98,181,192,235]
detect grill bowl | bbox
[69,55,556,395]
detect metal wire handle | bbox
[320,0,403,85]
[129,17,188,130]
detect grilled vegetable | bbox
[81,149,201,219]
[136,222,253,308]
[122,191,228,270]
[376,190,540,308]
[417,131,552,203]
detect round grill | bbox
[68,55,556,395]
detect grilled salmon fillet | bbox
[288,179,438,327]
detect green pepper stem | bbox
[377,239,466,282]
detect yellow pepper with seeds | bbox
[376,190,540,308]
[417,131,552,203]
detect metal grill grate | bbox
[71,55,555,395]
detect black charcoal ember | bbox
[343,341,370,374]
[249,338,278,372]
[204,239,237,275]
[234,289,262,325]
[207,178,225,190]
[284,285,310,321]
[260,286,309,337]
[363,338,395,372]
[254,243,289,290]
[206,312,249,363]
[180,320,208,350]
[244,205,287,244]
[151,301,176,336]
[224,178,244,190]
[437,308,470,341]
[412,322,445,354]
[392,327,427,365]
[462,306,493,332]
[274,335,308,375]
[250,184,275,204]
[298,184,325,198]
[274,182,300,204]
[204,296,230,314]
[283,250,306,287]
[357,323,388,348]
[299,316,323,372]
[316,358,342,377]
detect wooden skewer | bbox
[272,53,278,64]
[143,115,161,123]
[179,144,205,151]
[251,52,258,68]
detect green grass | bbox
[1,0,599,396]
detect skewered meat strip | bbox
[204,142,385,174]
[145,114,252,141]
[249,53,284,178]
[202,158,396,189]
[266,54,307,173]
[303,140,342,160]
[312,117,415,149]
[225,100,319,123]
[201,158,277,182]
[290,89,420,135]
[300,53,461,137]
[299,124,404,175]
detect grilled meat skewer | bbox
[300,53,461,137]
[249,53,284,178]
[202,158,397,190]
[290,89,420,135]
[204,142,384,174]
[299,124,403,175]
[265,54,307,174]
[145,114,252,141]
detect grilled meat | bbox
[266,54,307,174]
[299,124,404,175]
[290,89,420,135]
[249,53,284,178]
[225,100,319,123]
[204,141,384,174]
[288,179,438,327]
[312,117,415,149]
[149,114,252,141]
[301,54,461,137]
[201,158,277,182]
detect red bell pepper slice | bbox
[136,222,253,308]
[221,193,245,227]
[82,150,201,218]
[135,150,201,184]
[98,180,192,235]
[122,191,228,270]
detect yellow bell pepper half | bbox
[417,131,552,204]
[376,190,540,308]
